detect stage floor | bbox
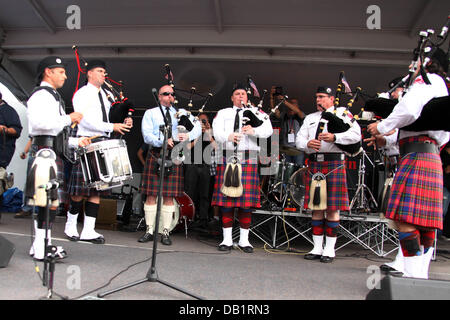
[0,211,449,301]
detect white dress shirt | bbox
[27,81,78,148]
[296,106,361,154]
[72,82,114,137]
[141,105,201,147]
[27,81,72,137]
[212,105,273,151]
[377,73,449,147]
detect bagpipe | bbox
[160,64,215,165]
[364,96,450,131]
[72,46,135,124]
[241,75,269,128]
[316,72,363,157]
[362,17,450,132]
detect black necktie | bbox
[98,91,108,122]
[234,108,241,132]
[165,107,172,139]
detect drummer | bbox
[64,60,133,244]
[270,86,305,166]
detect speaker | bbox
[96,198,118,230]
[0,235,15,268]
[366,276,450,300]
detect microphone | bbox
[438,15,450,39]
[38,179,61,191]
[164,64,174,86]
[151,88,159,103]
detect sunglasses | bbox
[161,92,175,96]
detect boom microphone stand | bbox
[97,89,204,300]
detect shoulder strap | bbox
[30,86,65,115]
[31,86,60,101]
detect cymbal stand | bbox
[349,149,378,213]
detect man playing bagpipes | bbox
[367,48,449,279]
[26,56,90,260]
[211,83,273,253]
[296,86,362,263]
[139,84,201,245]
[64,60,133,245]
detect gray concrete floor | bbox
[0,211,449,301]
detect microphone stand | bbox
[39,181,67,300]
[98,89,204,300]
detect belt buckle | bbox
[340,154,345,161]
[317,154,324,162]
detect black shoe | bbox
[320,256,334,263]
[65,234,80,242]
[161,233,172,245]
[190,219,208,231]
[238,245,253,253]
[14,210,32,219]
[380,264,396,273]
[138,232,154,243]
[218,244,232,251]
[304,253,322,260]
[80,236,105,244]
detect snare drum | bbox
[79,139,133,191]
[156,192,195,233]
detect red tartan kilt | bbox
[211,158,260,208]
[304,159,349,211]
[141,151,184,198]
[386,136,443,229]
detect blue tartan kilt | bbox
[68,162,111,197]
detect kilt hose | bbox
[304,159,349,211]
[27,144,67,204]
[211,157,260,208]
[386,136,443,230]
[140,150,184,198]
[68,162,111,198]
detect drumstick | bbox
[87,135,101,141]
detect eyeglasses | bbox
[161,92,175,96]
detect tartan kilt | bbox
[304,159,349,211]
[27,145,67,204]
[385,136,443,229]
[211,157,260,208]
[140,151,184,198]
[68,162,111,197]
